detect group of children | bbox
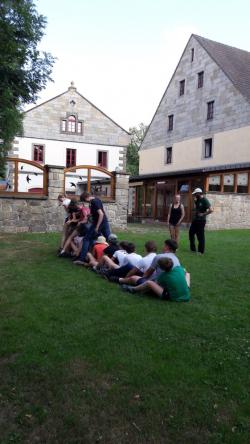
[57,194,190,302]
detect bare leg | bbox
[169,224,176,241]
[132,280,164,297]
[86,252,98,268]
[62,228,78,252]
[119,275,141,285]
[60,223,68,249]
[174,225,180,244]
[102,255,119,270]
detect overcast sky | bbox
[35,0,250,131]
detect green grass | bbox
[0,228,250,444]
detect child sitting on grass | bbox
[122,257,190,302]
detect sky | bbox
[35,0,250,131]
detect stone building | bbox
[129,35,250,228]
[12,82,130,194]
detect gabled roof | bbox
[24,84,130,135]
[194,35,250,103]
[140,34,250,150]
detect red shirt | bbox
[93,243,108,261]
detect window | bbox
[166,147,172,164]
[208,175,221,192]
[33,144,44,163]
[168,114,174,131]
[204,138,213,158]
[191,48,194,62]
[97,151,108,168]
[77,122,82,133]
[207,101,214,120]
[207,172,249,193]
[66,149,76,168]
[68,115,76,132]
[237,173,248,193]
[198,71,204,88]
[223,174,234,192]
[179,80,185,96]
[61,120,67,132]
[61,115,83,134]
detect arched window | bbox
[67,115,76,132]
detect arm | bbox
[198,205,213,217]
[177,204,185,225]
[142,266,155,279]
[166,204,172,224]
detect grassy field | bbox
[0,227,250,444]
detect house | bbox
[129,35,250,227]
[12,82,130,194]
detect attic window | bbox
[191,48,194,62]
[61,114,83,134]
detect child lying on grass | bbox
[121,257,190,302]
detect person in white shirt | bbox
[99,241,129,270]
[119,240,157,286]
[57,194,72,251]
[105,242,142,282]
[120,239,181,290]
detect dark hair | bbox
[158,257,173,272]
[80,192,91,202]
[119,241,129,250]
[125,242,136,254]
[145,240,157,253]
[164,239,178,252]
[67,201,79,214]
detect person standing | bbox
[74,191,111,264]
[189,188,213,255]
[167,194,185,244]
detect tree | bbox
[0,0,55,175]
[126,122,147,176]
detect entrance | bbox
[156,181,176,220]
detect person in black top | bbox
[74,191,111,264]
[189,188,213,255]
[167,194,185,244]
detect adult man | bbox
[74,191,111,264]
[189,188,213,255]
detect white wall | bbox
[13,137,122,192]
[15,137,121,170]
[139,126,250,175]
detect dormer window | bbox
[61,114,83,134]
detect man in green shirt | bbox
[189,188,213,255]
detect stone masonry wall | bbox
[0,168,129,233]
[142,35,250,151]
[206,193,250,230]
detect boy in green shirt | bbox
[157,258,190,302]
[121,258,190,302]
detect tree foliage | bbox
[0,0,55,175]
[126,122,147,176]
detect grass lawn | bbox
[0,227,250,444]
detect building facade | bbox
[129,35,250,226]
[12,82,130,194]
